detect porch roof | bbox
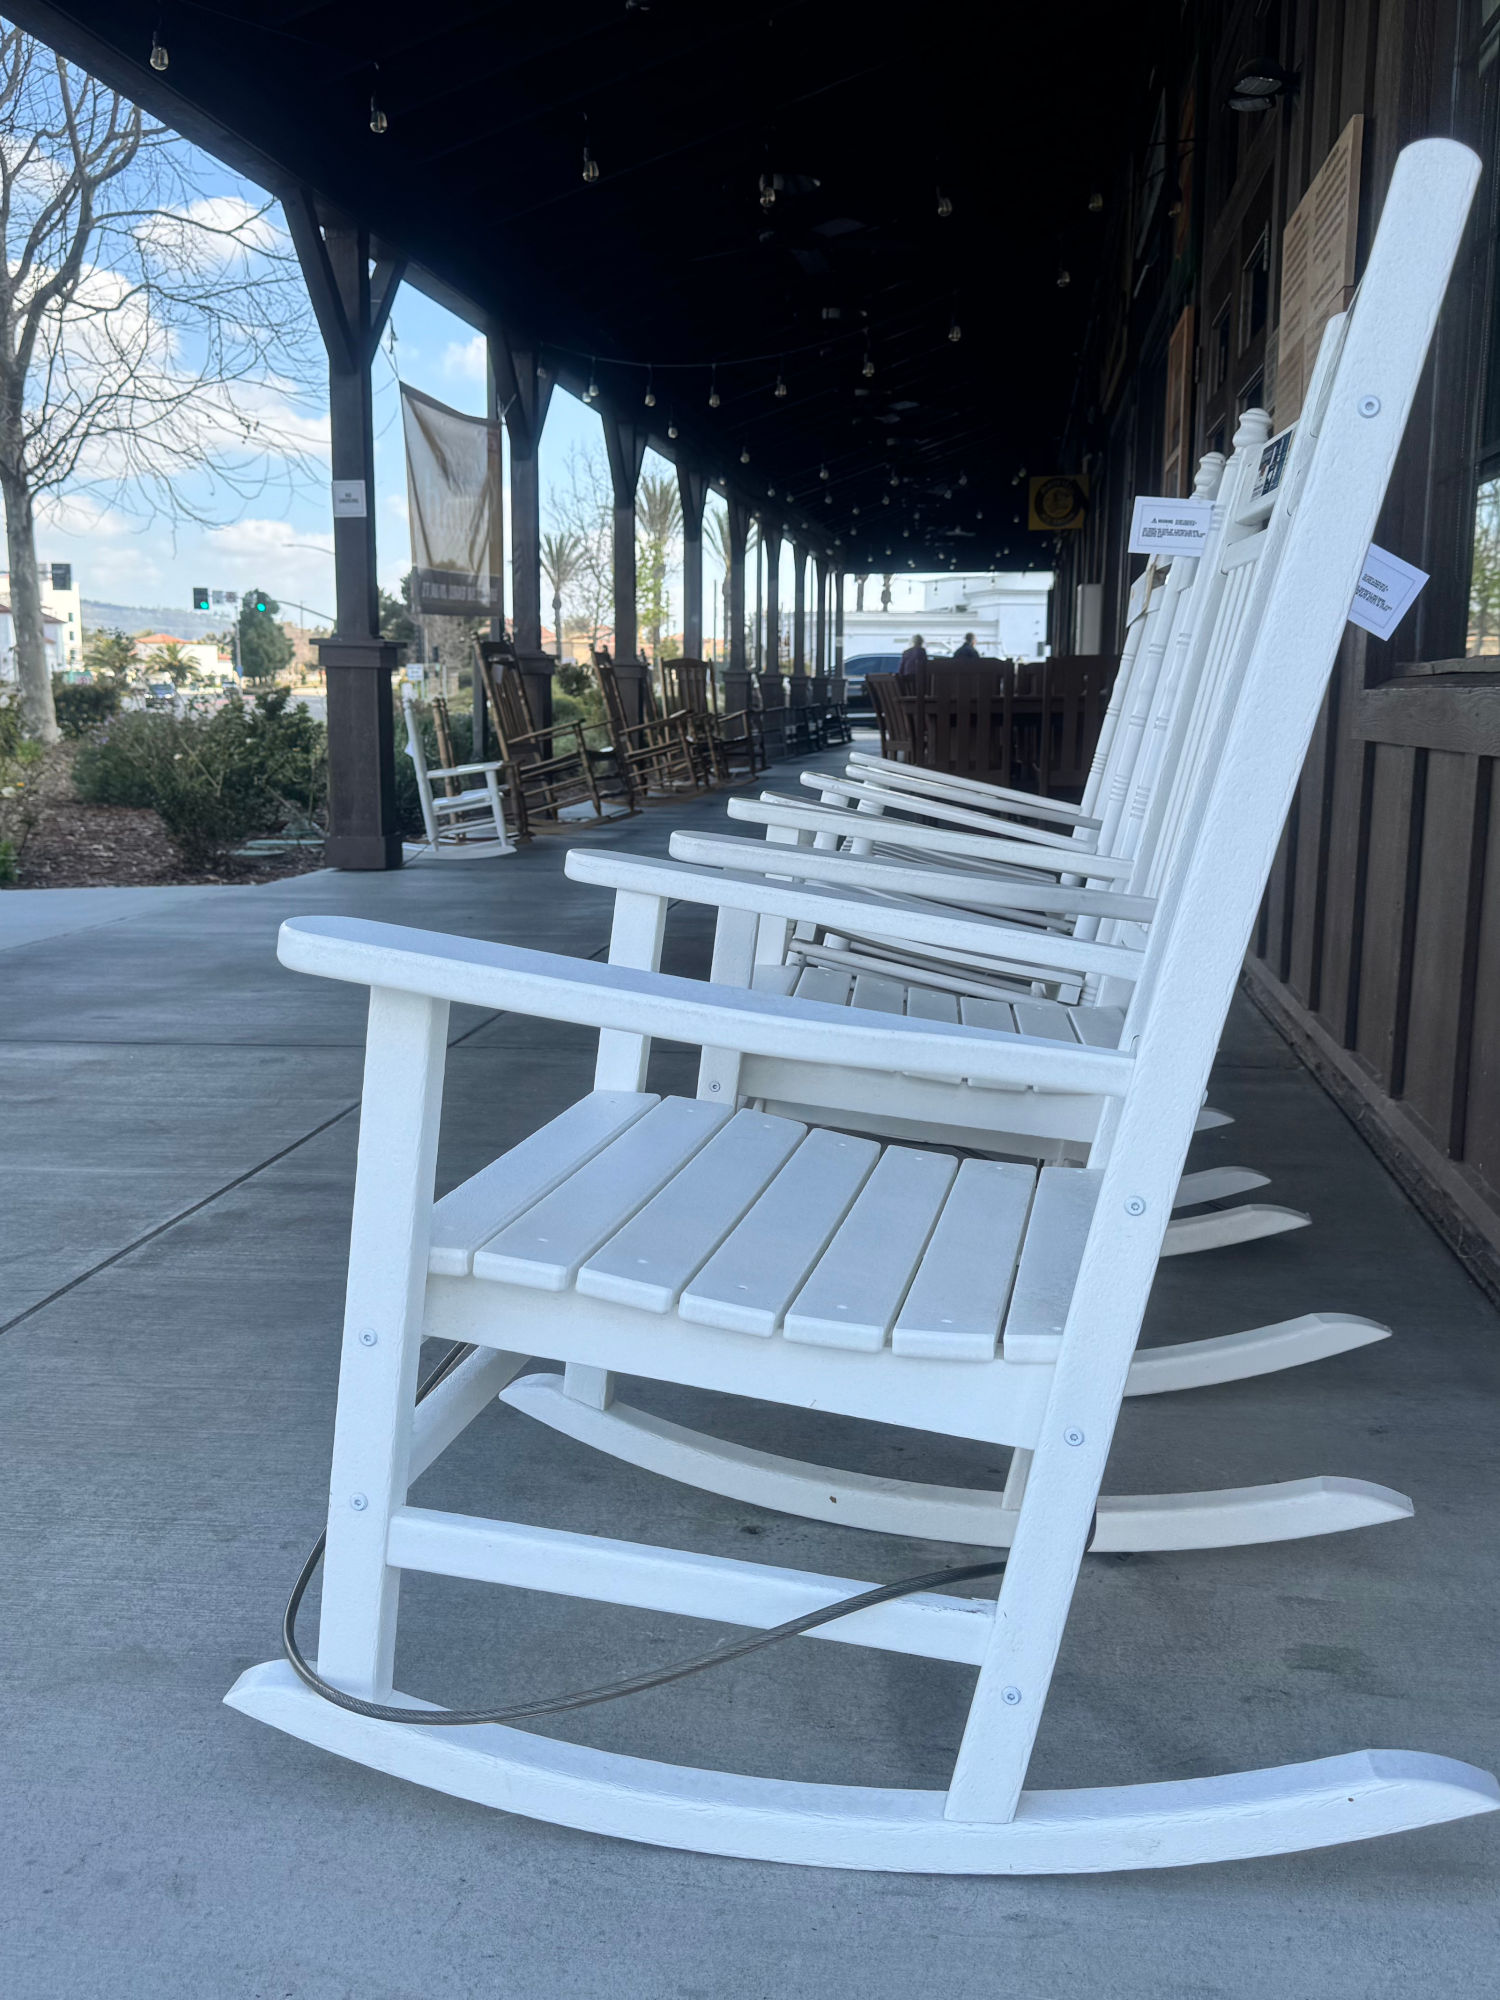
[9,0,1170,570]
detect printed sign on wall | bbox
[1348,543,1429,641]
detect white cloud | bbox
[442,334,486,384]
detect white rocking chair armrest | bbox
[564,850,1148,984]
[733,795,1137,882]
[804,775,1102,856]
[437,757,509,781]
[845,754,1102,829]
[276,915,1133,1094]
[668,831,1157,925]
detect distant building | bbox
[837,571,1054,661]
[0,598,65,679]
[0,565,82,667]
[133,633,236,683]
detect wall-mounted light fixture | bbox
[1228,56,1291,112]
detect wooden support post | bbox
[815,557,829,673]
[679,467,708,658]
[792,543,807,674]
[727,495,751,674]
[754,530,764,671]
[286,193,405,870]
[834,565,846,668]
[601,409,648,681]
[492,331,557,732]
[762,519,783,670]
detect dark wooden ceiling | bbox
[9,0,1171,570]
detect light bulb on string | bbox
[740,444,750,464]
[708,366,720,409]
[882,494,891,506]
[667,419,678,439]
[958,471,968,486]
[947,318,962,343]
[819,464,829,481]
[149,28,168,70]
[852,505,860,515]
[643,369,656,408]
[773,370,787,399]
[585,360,599,403]
[936,188,953,218]
[889,471,899,487]
[369,96,388,135]
[582,146,600,183]
[861,352,875,379]
[759,172,777,211]
[1056,267,1071,288]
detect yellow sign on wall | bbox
[1028,474,1090,532]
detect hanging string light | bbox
[582,112,600,184]
[149,22,168,70]
[958,471,968,486]
[861,349,875,380]
[936,188,953,218]
[585,360,599,403]
[369,94,388,135]
[643,368,656,408]
[947,316,962,343]
[773,368,788,399]
[667,419,679,439]
[819,464,830,481]
[759,172,777,212]
[708,366,720,409]
[740,443,750,463]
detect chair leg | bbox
[314,988,449,1698]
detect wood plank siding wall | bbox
[1054,0,1500,1294]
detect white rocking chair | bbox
[227,141,1498,1872]
[401,692,517,858]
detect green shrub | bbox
[74,689,327,868]
[51,676,122,738]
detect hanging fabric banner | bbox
[400,383,504,618]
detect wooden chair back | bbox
[865,674,918,762]
[1036,656,1118,800]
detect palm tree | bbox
[144,638,199,686]
[634,473,681,662]
[540,530,586,659]
[704,508,759,664]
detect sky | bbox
[14,108,973,634]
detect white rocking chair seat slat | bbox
[1003,1168,1103,1364]
[577,1109,807,1312]
[472,1097,733,1291]
[892,1161,1035,1360]
[782,1146,961,1352]
[679,1127,883,1335]
[428,1090,660,1275]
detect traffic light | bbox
[192,585,210,611]
[50,563,72,592]
[250,591,269,614]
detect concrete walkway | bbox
[2,751,1498,1998]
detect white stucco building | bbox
[0,565,83,669]
[837,570,1053,661]
[0,598,65,679]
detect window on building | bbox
[1239,229,1270,350]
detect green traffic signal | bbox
[192,585,210,611]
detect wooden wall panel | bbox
[1461,784,1500,1192]
[1400,752,1481,1145]
[1353,742,1420,1083]
[1314,651,1374,1044]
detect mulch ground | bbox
[3,745,328,889]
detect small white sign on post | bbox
[331,478,368,518]
[1348,542,1429,641]
[1127,496,1214,557]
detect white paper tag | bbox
[1348,543,1429,640]
[1127,496,1213,556]
[331,479,368,518]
